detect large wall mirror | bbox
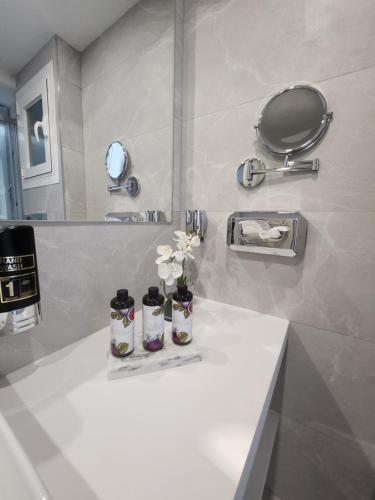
[0,0,181,223]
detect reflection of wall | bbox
[81,0,175,220]
[0,1,181,375]
[56,38,86,220]
[182,1,375,499]
[15,37,87,221]
[0,221,178,375]
[16,38,65,220]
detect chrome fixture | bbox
[238,85,332,189]
[144,211,166,223]
[185,210,207,241]
[105,211,167,223]
[255,85,333,157]
[237,157,319,189]
[107,176,140,197]
[227,212,308,257]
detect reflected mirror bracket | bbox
[107,176,140,197]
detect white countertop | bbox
[0,298,288,500]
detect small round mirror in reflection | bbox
[256,86,332,157]
[106,141,129,181]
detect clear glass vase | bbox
[161,282,175,322]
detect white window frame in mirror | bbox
[16,60,60,189]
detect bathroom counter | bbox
[0,298,288,500]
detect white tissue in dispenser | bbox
[227,211,308,257]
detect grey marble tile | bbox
[62,147,86,221]
[266,414,375,500]
[84,126,173,220]
[16,37,56,90]
[182,66,375,212]
[174,9,184,121]
[173,118,182,211]
[262,490,282,500]
[82,34,174,153]
[176,0,184,21]
[59,78,84,153]
[183,0,375,119]
[272,323,375,445]
[0,220,178,375]
[56,37,81,88]
[82,0,175,88]
[22,182,65,221]
[194,211,375,341]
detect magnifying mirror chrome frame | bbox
[105,141,129,181]
[255,85,333,157]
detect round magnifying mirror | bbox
[106,141,129,181]
[256,86,332,157]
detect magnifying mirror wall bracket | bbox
[107,176,140,197]
[238,85,332,190]
[237,156,319,189]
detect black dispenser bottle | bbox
[0,226,41,334]
[142,286,164,351]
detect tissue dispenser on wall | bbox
[0,226,41,335]
[227,212,308,257]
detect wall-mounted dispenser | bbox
[227,212,308,257]
[185,210,207,241]
[0,226,41,335]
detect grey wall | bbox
[181,1,375,499]
[81,0,176,219]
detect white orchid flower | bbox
[155,245,173,264]
[158,262,183,286]
[173,231,200,259]
[173,250,186,262]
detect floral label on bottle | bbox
[142,304,164,351]
[172,300,193,345]
[110,307,135,357]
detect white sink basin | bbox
[0,412,50,500]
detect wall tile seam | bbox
[81,29,176,90]
[180,209,375,214]
[61,145,84,156]
[61,141,84,155]
[273,410,374,452]
[58,74,82,91]
[82,122,175,155]
[290,320,375,345]
[195,293,373,342]
[180,62,375,124]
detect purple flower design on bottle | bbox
[111,306,135,327]
[172,300,193,319]
[143,333,164,352]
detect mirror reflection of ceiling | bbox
[0,0,140,79]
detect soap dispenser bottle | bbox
[142,286,164,352]
[110,289,135,358]
[172,285,193,345]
